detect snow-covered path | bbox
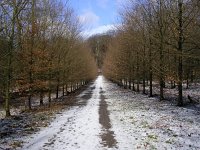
[23,76,106,150]
[22,75,200,150]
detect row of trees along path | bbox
[103,0,200,106]
[1,0,200,118]
[0,0,97,117]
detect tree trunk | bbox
[28,0,36,110]
[56,78,59,99]
[142,35,146,94]
[65,84,68,95]
[129,80,131,89]
[40,92,44,106]
[5,41,13,116]
[143,78,145,94]
[137,80,140,92]
[62,84,65,96]
[125,79,128,89]
[177,0,183,106]
[28,95,32,110]
[149,71,153,97]
[171,81,174,89]
[71,83,73,92]
[5,0,18,116]
[5,82,11,117]
[132,80,135,91]
[136,51,140,92]
[148,6,153,97]
[159,79,164,100]
[159,0,164,101]
[48,90,51,108]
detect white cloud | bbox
[81,24,116,38]
[78,10,100,28]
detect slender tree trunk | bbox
[40,91,44,106]
[62,84,65,96]
[136,51,140,92]
[132,80,135,91]
[65,84,68,95]
[125,79,128,89]
[171,81,174,89]
[177,0,183,106]
[48,69,52,108]
[56,77,59,99]
[120,79,123,87]
[71,82,73,92]
[5,0,18,116]
[28,94,32,110]
[186,78,189,89]
[5,36,14,117]
[159,49,164,100]
[159,0,164,100]
[142,28,146,94]
[28,0,36,110]
[143,78,145,94]
[129,80,131,89]
[48,89,51,108]
[149,72,153,97]
[5,50,11,116]
[48,60,52,107]
[56,56,61,98]
[142,51,146,94]
[148,7,153,97]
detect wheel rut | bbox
[99,87,117,148]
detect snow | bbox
[103,78,200,150]
[22,76,103,150]
[0,91,64,119]
[4,75,200,150]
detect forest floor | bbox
[1,75,200,150]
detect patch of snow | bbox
[103,78,200,150]
[22,76,104,150]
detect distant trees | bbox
[0,0,97,117]
[103,0,200,106]
[88,34,112,69]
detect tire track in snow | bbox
[99,87,118,148]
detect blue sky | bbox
[68,0,126,37]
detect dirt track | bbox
[99,88,117,148]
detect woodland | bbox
[0,0,200,118]
[103,0,200,106]
[0,0,97,117]
[0,0,200,149]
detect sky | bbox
[68,0,126,37]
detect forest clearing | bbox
[0,0,200,150]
